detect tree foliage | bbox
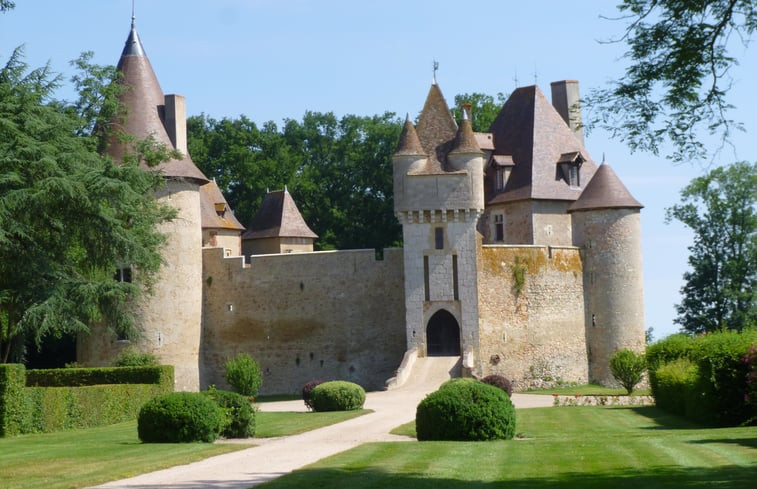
[587,0,757,161]
[666,161,756,333]
[188,111,403,250]
[451,92,508,132]
[0,48,173,362]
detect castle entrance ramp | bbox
[400,355,461,392]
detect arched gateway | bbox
[426,310,461,356]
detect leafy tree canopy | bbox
[451,92,508,132]
[0,48,174,362]
[587,0,756,161]
[188,111,403,250]
[666,161,756,333]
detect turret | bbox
[569,164,644,385]
[448,108,484,208]
[77,16,208,391]
[392,114,427,212]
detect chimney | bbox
[550,80,584,146]
[164,94,187,154]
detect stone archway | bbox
[426,309,461,356]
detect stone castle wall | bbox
[476,245,589,389]
[201,247,406,394]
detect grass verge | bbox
[524,383,651,396]
[256,409,372,437]
[260,406,757,488]
[0,421,245,489]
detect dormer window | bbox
[214,202,226,218]
[490,154,514,193]
[557,151,585,188]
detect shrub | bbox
[302,380,325,411]
[646,334,695,393]
[202,388,255,438]
[25,366,173,387]
[439,377,479,390]
[113,348,158,367]
[481,374,513,397]
[653,358,701,417]
[138,392,221,443]
[224,353,262,397]
[688,329,757,425]
[310,381,365,412]
[416,381,515,441]
[609,349,646,394]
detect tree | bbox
[450,92,508,132]
[188,111,403,251]
[609,349,646,394]
[0,49,173,362]
[587,0,757,161]
[666,161,756,333]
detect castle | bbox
[78,20,646,393]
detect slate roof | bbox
[449,112,483,155]
[200,180,245,231]
[242,189,318,240]
[487,85,597,203]
[395,114,426,156]
[568,164,643,212]
[413,83,459,174]
[105,20,208,184]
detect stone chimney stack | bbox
[164,94,188,154]
[550,80,584,146]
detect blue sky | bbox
[3,1,756,340]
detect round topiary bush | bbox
[224,353,263,397]
[481,375,513,397]
[202,388,255,438]
[416,380,516,441]
[138,392,221,443]
[610,349,646,394]
[310,381,366,412]
[302,379,325,411]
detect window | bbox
[114,267,132,283]
[494,214,504,242]
[495,168,505,192]
[423,256,430,301]
[435,227,444,250]
[569,165,580,187]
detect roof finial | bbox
[405,112,410,123]
[131,0,136,28]
[284,184,288,193]
[602,152,606,164]
[432,60,439,85]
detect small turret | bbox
[393,114,427,212]
[448,108,485,209]
[569,164,645,385]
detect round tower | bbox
[392,114,427,211]
[77,18,208,391]
[569,164,645,385]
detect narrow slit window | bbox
[452,255,459,300]
[435,227,444,250]
[423,256,430,301]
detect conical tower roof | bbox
[488,85,597,203]
[449,110,482,155]
[106,18,208,183]
[568,164,643,212]
[242,189,318,240]
[200,180,245,231]
[394,114,426,156]
[414,83,458,173]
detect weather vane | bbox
[433,60,439,84]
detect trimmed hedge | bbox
[416,380,515,441]
[25,366,173,387]
[0,364,27,437]
[0,364,174,437]
[648,329,757,425]
[138,392,221,443]
[310,381,365,412]
[202,388,255,438]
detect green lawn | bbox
[0,409,369,489]
[259,406,757,489]
[524,383,651,396]
[257,409,371,437]
[0,421,245,489]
